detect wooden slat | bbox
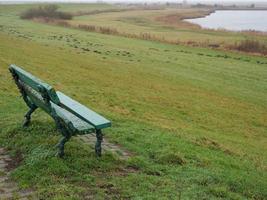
[21,80,51,113]
[57,91,111,129]
[51,102,95,133]
[10,64,60,104]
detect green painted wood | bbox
[19,80,51,113]
[10,64,111,131]
[25,89,50,113]
[57,91,111,129]
[51,102,95,133]
[10,65,110,156]
[9,64,60,104]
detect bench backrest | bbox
[9,64,60,112]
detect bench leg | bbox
[57,132,71,158]
[52,114,73,158]
[23,106,37,127]
[95,129,103,157]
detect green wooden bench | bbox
[9,64,111,157]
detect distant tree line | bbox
[20,5,72,20]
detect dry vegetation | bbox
[21,5,267,56]
[154,9,214,29]
[230,39,267,55]
[44,18,267,56]
[20,5,72,20]
[72,8,134,17]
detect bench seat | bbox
[51,102,95,134]
[56,91,111,130]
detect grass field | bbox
[0,3,267,199]
[65,6,267,51]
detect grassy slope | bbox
[0,4,267,199]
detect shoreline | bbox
[180,9,215,20]
[13,4,267,57]
[183,10,267,34]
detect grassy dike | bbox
[0,4,267,199]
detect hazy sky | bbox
[0,0,266,4]
[0,0,266,2]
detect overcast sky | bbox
[0,0,266,3]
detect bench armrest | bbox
[56,91,111,129]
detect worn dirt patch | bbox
[5,150,23,172]
[0,148,36,200]
[78,134,132,160]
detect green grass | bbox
[0,4,267,199]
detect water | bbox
[185,10,267,32]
